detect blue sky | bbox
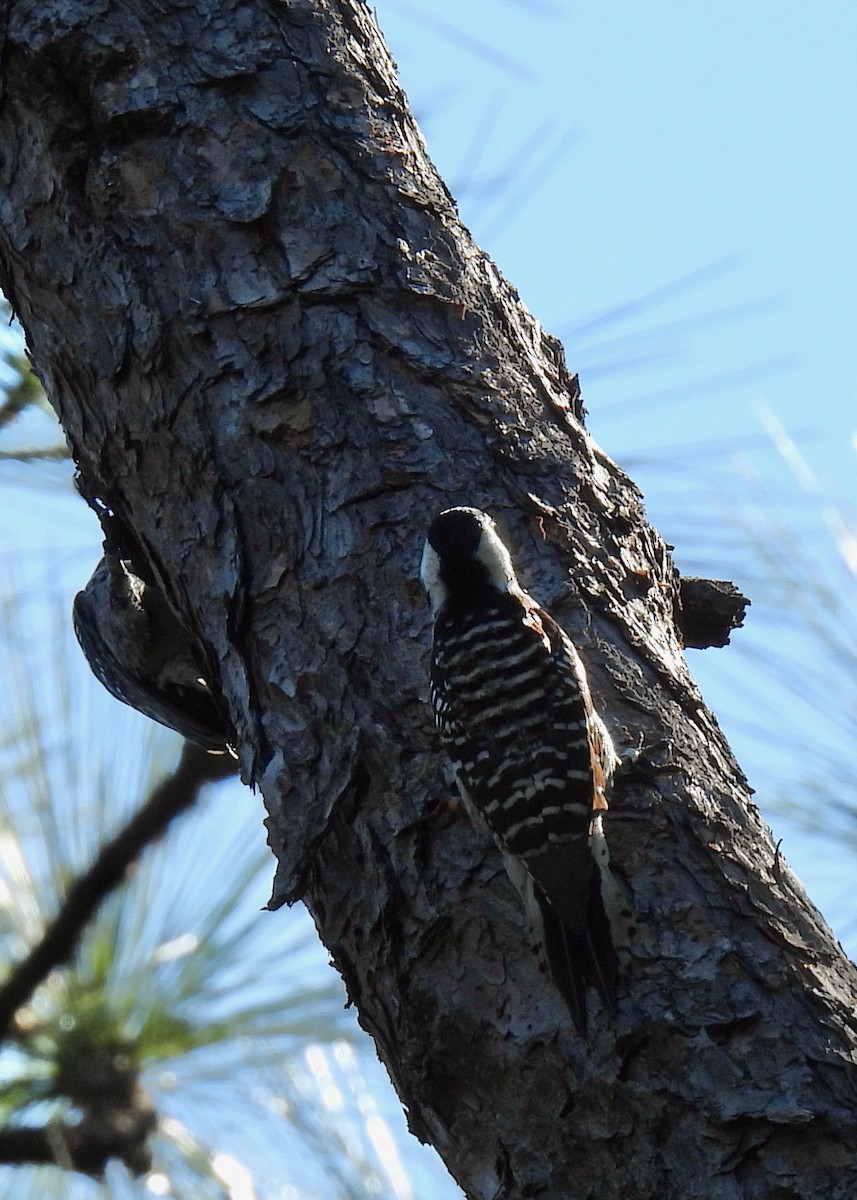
[1,0,854,1048]
[379,0,857,482]
[0,6,855,1194]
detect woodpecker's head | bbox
[421,507,519,614]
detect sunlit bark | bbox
[1,2,856,1195]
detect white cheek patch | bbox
[473,525,518,592]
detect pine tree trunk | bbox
[1,2,856,1196]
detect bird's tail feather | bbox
[536,869,619,1035]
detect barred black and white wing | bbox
[430,594,618,1028]
[422,506,625,1032]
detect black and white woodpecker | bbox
[421,506,629,1032]
[73,547,230,752]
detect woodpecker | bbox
[421,506,628,1032]
[73,549,231,752]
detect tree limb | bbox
[0,744,235,1038]
[0,2,856,1196]
[677,575,750,648]
[0,1109,156,1177]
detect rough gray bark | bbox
[1,2,856,1197]
[677,576,749,649]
